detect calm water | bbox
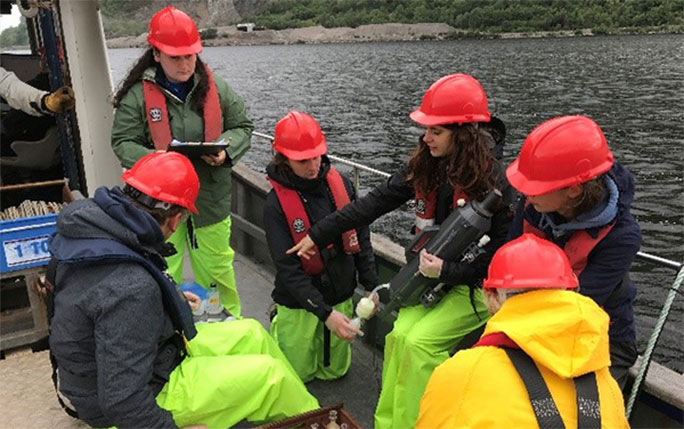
[109,34,683,372]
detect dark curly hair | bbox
[406,123,499,201]
[112,48,209,116]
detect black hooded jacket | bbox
[264,157,378,321]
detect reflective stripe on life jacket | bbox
[522,219,615,276]
[414,187,469,232]
[143,65,223,150]
[268,167,360,276]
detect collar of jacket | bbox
[537,175,619,238]
[93,186,170,264]
[142,66,198,104]
[266,155,332,193]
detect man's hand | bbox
[43,86,75,113]
[286,234,317,260]
[183,291,201,310]
[325,310,360,342]
[201,150,226,167]
[419,249,443,279]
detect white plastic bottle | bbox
[205,283,223,321]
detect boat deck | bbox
[0,252,381,428]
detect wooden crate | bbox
[257,404,362,429]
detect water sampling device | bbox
[378,189,502,319]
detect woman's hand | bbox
[286,234,317,260]
[183,291,201,310]
[325,310,360,342]
[201,150,226,167]
[419,249,443,279]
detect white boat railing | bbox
[254,130,683,271]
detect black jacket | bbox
[48,187,181,428]
[264,157,378,321]
[308,160,516,289]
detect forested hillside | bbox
[2,0,682,45]
[99,0,270,38]
[253,0,684,34]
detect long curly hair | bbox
[406,123,498,200]
[112,48,209,116]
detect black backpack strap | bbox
[323,325,331,367]
[574,372,601,428]
[504,348,565,429]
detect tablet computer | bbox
[168,139,228,157]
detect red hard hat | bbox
[506,115,614,196]
[483,234,578,290]
[272,111,327,161]
[410,74,491,126]
[122,152,199,213]
[147,6,202,56]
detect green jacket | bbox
[111,67,253,227]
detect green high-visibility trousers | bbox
[166,215,241,317]
[156,319,319,428]
[374,286,489,429]
[271,299,353,383]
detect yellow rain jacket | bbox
[417,289,629,429]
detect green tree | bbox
[0,18,28,48]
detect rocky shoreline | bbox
[106,22,599,49]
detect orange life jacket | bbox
[414,187,469,233]
[523,219,615,275]
[143,65,222,150]
[268,167,360,276]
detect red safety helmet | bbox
[507,115,614,196]
[483,234,578,290]
[410,73,491,126]
[272,111,328,161]
[147,6,202,56]
[122,152,199,213]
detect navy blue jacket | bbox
[507,163,641,343]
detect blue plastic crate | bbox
[0,214,57,273]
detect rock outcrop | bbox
[107,22,457,49]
